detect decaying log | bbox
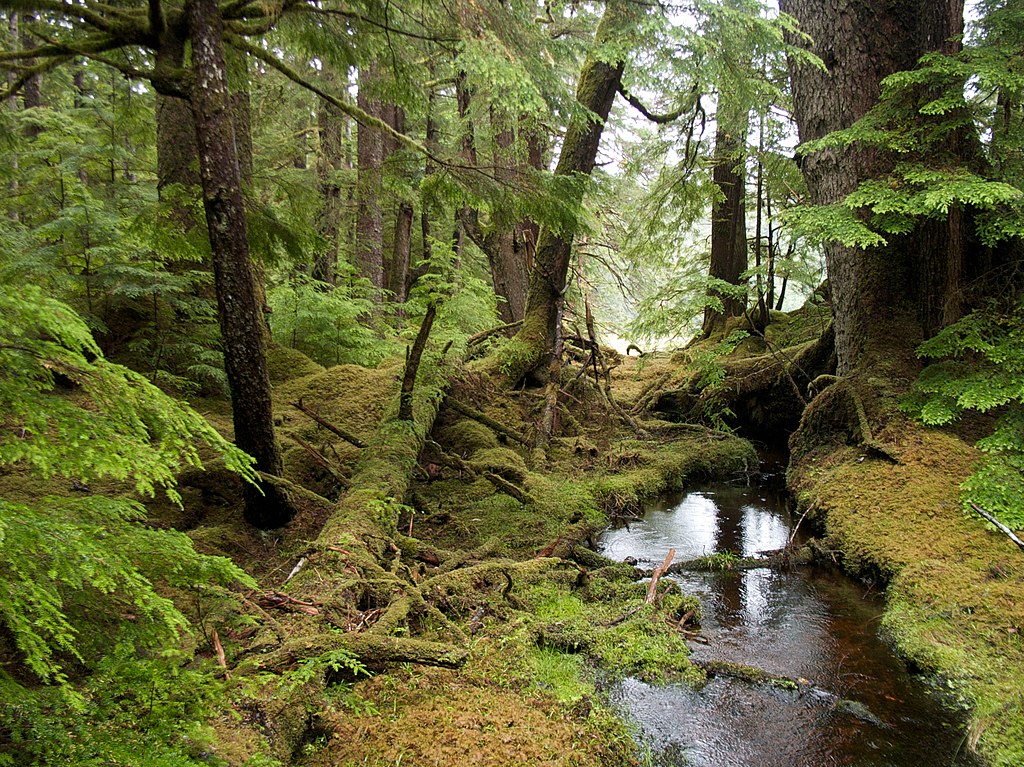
[424,440,536,504]
[291,398,367,449]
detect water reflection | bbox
[598,482,980,767]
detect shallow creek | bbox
[597,465,981,767]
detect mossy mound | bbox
[266,342,325,384]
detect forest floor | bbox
[150,304,1024,767]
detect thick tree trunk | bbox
[780,0,965,374]
[508,0,642,383]
[355,61,385,298]
[702,105,749,336]
[187,0,290,528]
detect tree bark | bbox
[702,103,749,336]
[508,0,642,383]
[780,0,966,374]
[314,88,348,286]
[384,104,413,303]
[187,0,289,528]
[355,61,385,298]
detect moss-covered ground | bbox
[152,341,755,766]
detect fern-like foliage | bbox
[904,301,1024,530]
[0,284,256,764]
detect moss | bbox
[436,419,500,456]
[470,447,529,484]
[265,342,324,384]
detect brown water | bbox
[598,471,981,767]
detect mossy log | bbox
[652,323,835,437]
[242,352,463,759]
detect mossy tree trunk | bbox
[780,0,967,375]
[507,0,644,383]
[187,0,290,528]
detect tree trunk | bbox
[156,34,201,218]
[508,0,642,383]
[780,0,965,374]
[355,61,385,299]
[484,112,531,325]
[383,105,413,303]
[314,92,346,286]
[187,0,290,528]
[702,102,749,336]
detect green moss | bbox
[265,342,324,384]
[471,447,529,484]
[436,419,500,456]
[791,422,1024,766]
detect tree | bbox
[702,97,749,335]
[187,0,289,527]
[507,0,644,383]
[780,0,969,374]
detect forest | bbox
[1,0,1024,765]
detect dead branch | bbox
[646,548,676,603]
[290,399,367,448]
[970,503,1024,554]
[467,320,523,348]
[288,435,350,487]
[446,398,531,446]
[399,303,437,422]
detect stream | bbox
[597,464,981,767]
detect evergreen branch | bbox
[7,0,148,41]
[299,6,461,43]
[231,36,510,190]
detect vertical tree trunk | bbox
[6,13,19,222]
[780,0,965,374]
[187,0,290,528]
[484,111,531,325]
[383,104,414,303]
[509,0,642,383]
[156,36,201,198]
[702,103,748,336]
[314,91,347,286]
[355,61,385,298]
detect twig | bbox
[646,548,676,604]
[290,399,367,448]
[970,503,1024,553]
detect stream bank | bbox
[600,471,981,767]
